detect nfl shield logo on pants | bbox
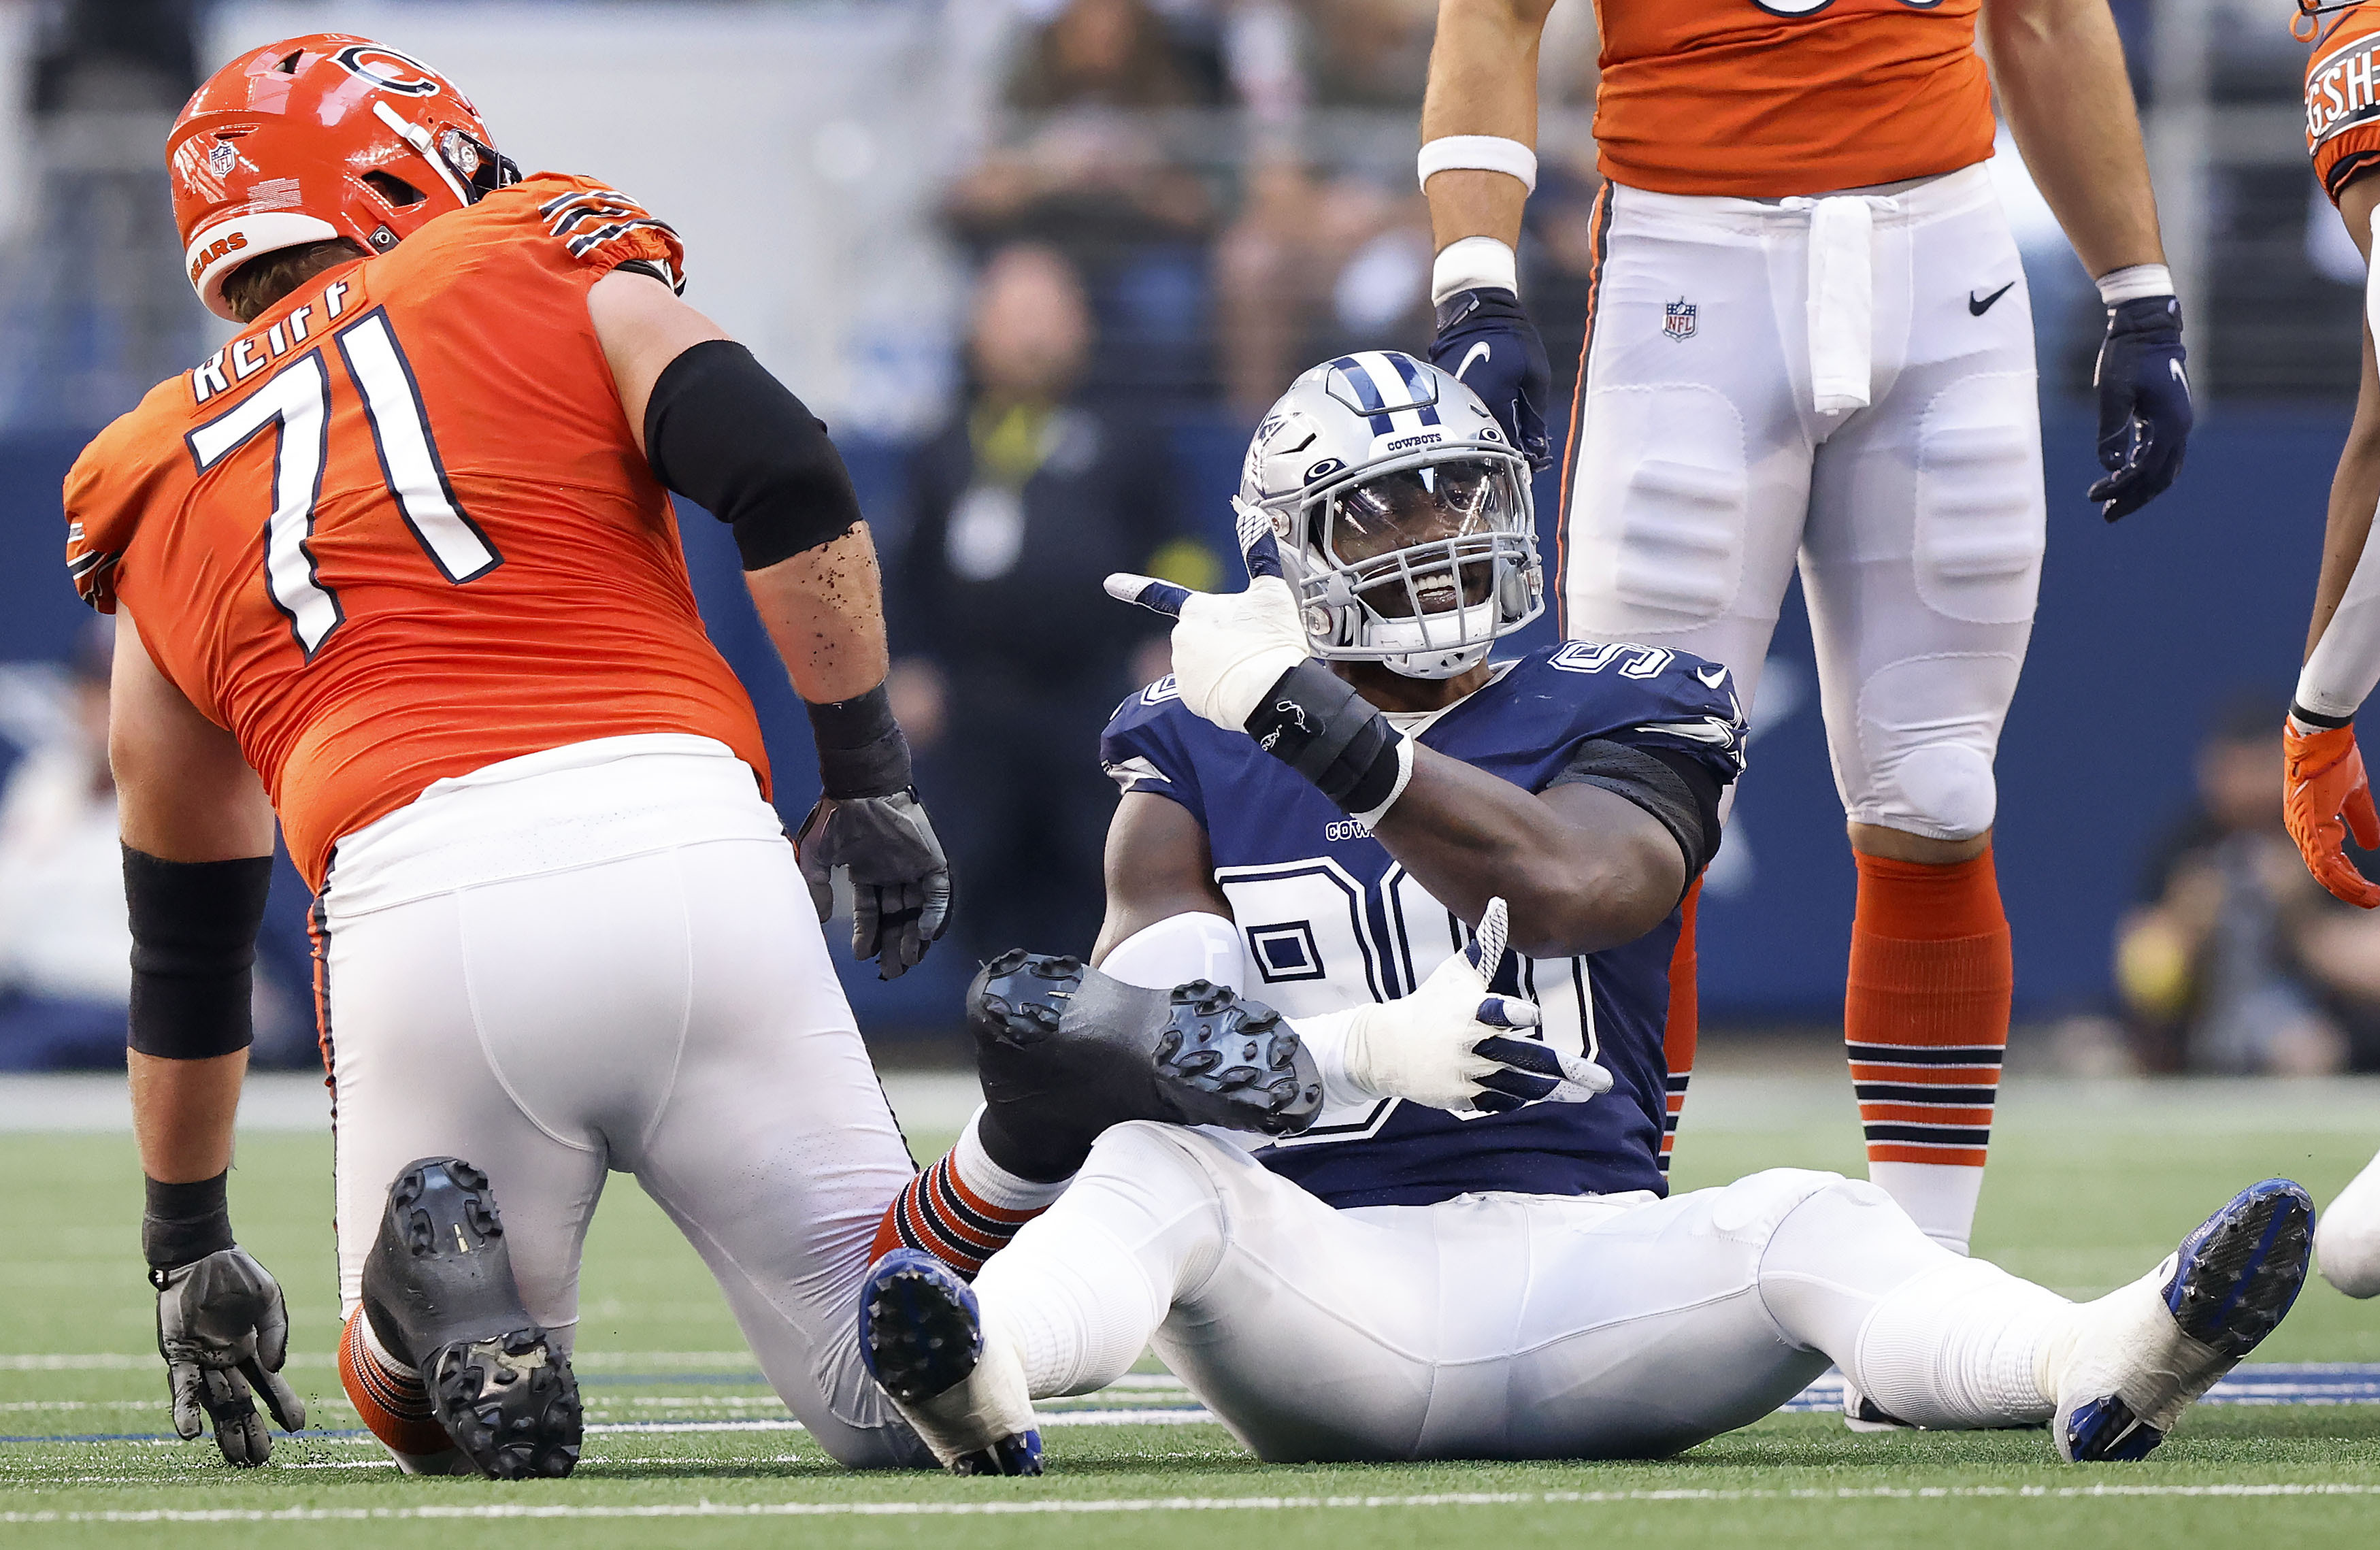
[1663,298,1697,342]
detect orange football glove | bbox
[2283,721,2380,908]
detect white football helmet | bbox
[1236,350,1542,679]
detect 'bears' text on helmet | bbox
[1236,351,1542,680]
[168,35,520,319]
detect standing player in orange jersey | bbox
[1416,0,2190,1344]
[2281,0,2380,1302]
[70,35,951,1477]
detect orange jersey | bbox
[65,173,770,888]
[1591,0,1996,198]
[2308,8,2380,203]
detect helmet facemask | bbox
[1266,450,1541,679]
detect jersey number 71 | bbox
[185,308,501,661]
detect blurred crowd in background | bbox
[1,0,2377,1072]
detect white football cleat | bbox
[2049,1178,2315,1463]
[858,1250,1042,1475]
[2315,1148,2380,1298]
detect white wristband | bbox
[1430,236,1519,306]
[2096,263,2175,305]
[1418,135,1538,195]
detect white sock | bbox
[954,1106,1072,1213]
[1851,1257,2073,1428]
[357,1306,416,1376]
[1868,1160,1984,1256]
[1756,1171,2070,1428]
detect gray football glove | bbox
[152,1246,306,1466]
[795,791,953,980]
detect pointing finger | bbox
[1103,573,1193,619]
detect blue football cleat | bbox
[859,1249,1042,1476]
[2055,1177,2315,1463]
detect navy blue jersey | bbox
[1101,641,1746,1209]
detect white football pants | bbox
[975,1123,2073,1461]
[314,734,928,1468]
[1564,161,2044,840]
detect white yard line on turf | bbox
[9,1485,2380,1523]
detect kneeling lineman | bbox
[76,36,949,1475]
[858,354,2313,1470]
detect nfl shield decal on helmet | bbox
[1664,298,1697,342]
[207,141,237,177]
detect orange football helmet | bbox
[167,35,519,319]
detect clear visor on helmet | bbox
[1320,456,1530,623]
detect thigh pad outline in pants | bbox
[1804,369,2043,840]
[1564,372,1811,708]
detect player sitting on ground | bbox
[853,354,2313,1473]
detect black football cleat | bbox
[360,1157,582,1480]
[966,951,1324,1180]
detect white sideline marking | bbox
[8,1484,2380,1523]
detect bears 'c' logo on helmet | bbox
[331,43,444,97]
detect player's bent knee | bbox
[1079,1118,1243,1190]
[1706,1168,1854,1241]
[1862,741,1998,842]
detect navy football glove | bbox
[2088,294,2192,523]
[1429,288,1553,470]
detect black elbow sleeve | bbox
[642,340,865,571]
[124,847,271,1061]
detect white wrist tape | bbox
[1430,236,1519,306]
[1418,135,1538,195]
[2096,263,2175,304]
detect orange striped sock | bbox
[339,1306,454,1460]
[1659,879,1702,1178]
[870,1115,1069,1279]
[1845,847,2011,1255]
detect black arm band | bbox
[143,1171,233,1271]
[2291,700,2353,730]
[643,340,865,572]
[1546,739,1726,882]
[805,682,914,799]
[125,847,269,1061]
[1243,661,1407,817]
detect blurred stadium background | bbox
[0,0,2375,1074]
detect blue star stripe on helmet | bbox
[1383,352,1443,427]
[1327,354,1399,436]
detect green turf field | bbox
[5,1077,2379,1547]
